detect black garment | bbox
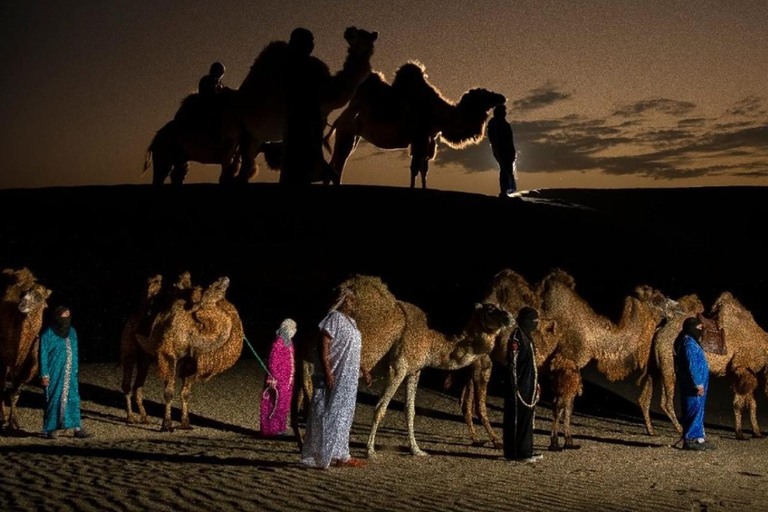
[198,75,221,98]
[280,53,329,185]
[503,326,536,460]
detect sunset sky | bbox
[1,0,766,195]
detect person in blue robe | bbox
[39,306,91,439]
[674,317,714,451]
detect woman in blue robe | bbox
[674,317,713,451]
[39,306,91,439]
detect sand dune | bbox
[2,361,767,512]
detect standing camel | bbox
[290,275,513,456]
[642,292,768,440]
[145,27,378,185]
[119,273,199,424]
[365,300,514,457]
[452,269,561,448]
[325,61,506,188]
[149,276,244,432]
[537,269,680,451]
[637,294,706,435]
[0,268,52,432]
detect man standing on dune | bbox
[487,104,518,198]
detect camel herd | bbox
[2,266,768,457]
[145,27,506,189]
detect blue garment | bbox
[674,335,709,440]
[39,326,82,432]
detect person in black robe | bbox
[503,306,542,462]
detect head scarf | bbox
[681,316,703,342]
[516,306,539,335]
[52,305,71,338]
[276,318,297,347]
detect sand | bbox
[2,360,767,512]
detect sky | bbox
[0,0,766,195]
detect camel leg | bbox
[328,133,358,186]
[638,373,656,436]
[152,154,172,185]
[121,356,137,424]
[747,394,763,439]
[0,365,9,427]
[549,396,564,451]
[734,393,747,440]
[158,353,176,432]
[461,380,481,446]
[7,384,23,431]
[367,364,408,458]
[474,377,501,449]
[659,375,682,433]
[405,370,427,456]
[562,394,581,449]
[133,353,152,424]
[169,161,189,186]
[179,376,194,430]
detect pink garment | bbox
[259,336,295,436]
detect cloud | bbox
[727,95,765,118]
[511,83,571,113]
[613,98,696,117]
[424,95,768,181]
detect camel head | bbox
[470,302,515,338]
[440,88,507,148]
[201,277,230,306]
[174,271,192,291]
[634,285,682,320]
[18,283,51,314]
[458,88,507,114]
[343,26,378,60]
[146,274,163,300]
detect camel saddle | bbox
[697,314,726,355]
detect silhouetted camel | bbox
[145,27,377,186]
[324,61,506,188]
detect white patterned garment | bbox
[300,310,362,468]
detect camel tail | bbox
[142,146,153,176]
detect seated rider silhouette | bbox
[199,62,226,98]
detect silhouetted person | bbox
[487,105,517,197]
[280,28,334,185]
[503,307,542,463]
[199,61,226,98]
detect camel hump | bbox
[539,268,576,294]
[393,61,427,89]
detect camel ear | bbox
[344,26,357,41]
[371,31,378,41]
[43,288,52,299]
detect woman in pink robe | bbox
[259,318,297,437]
